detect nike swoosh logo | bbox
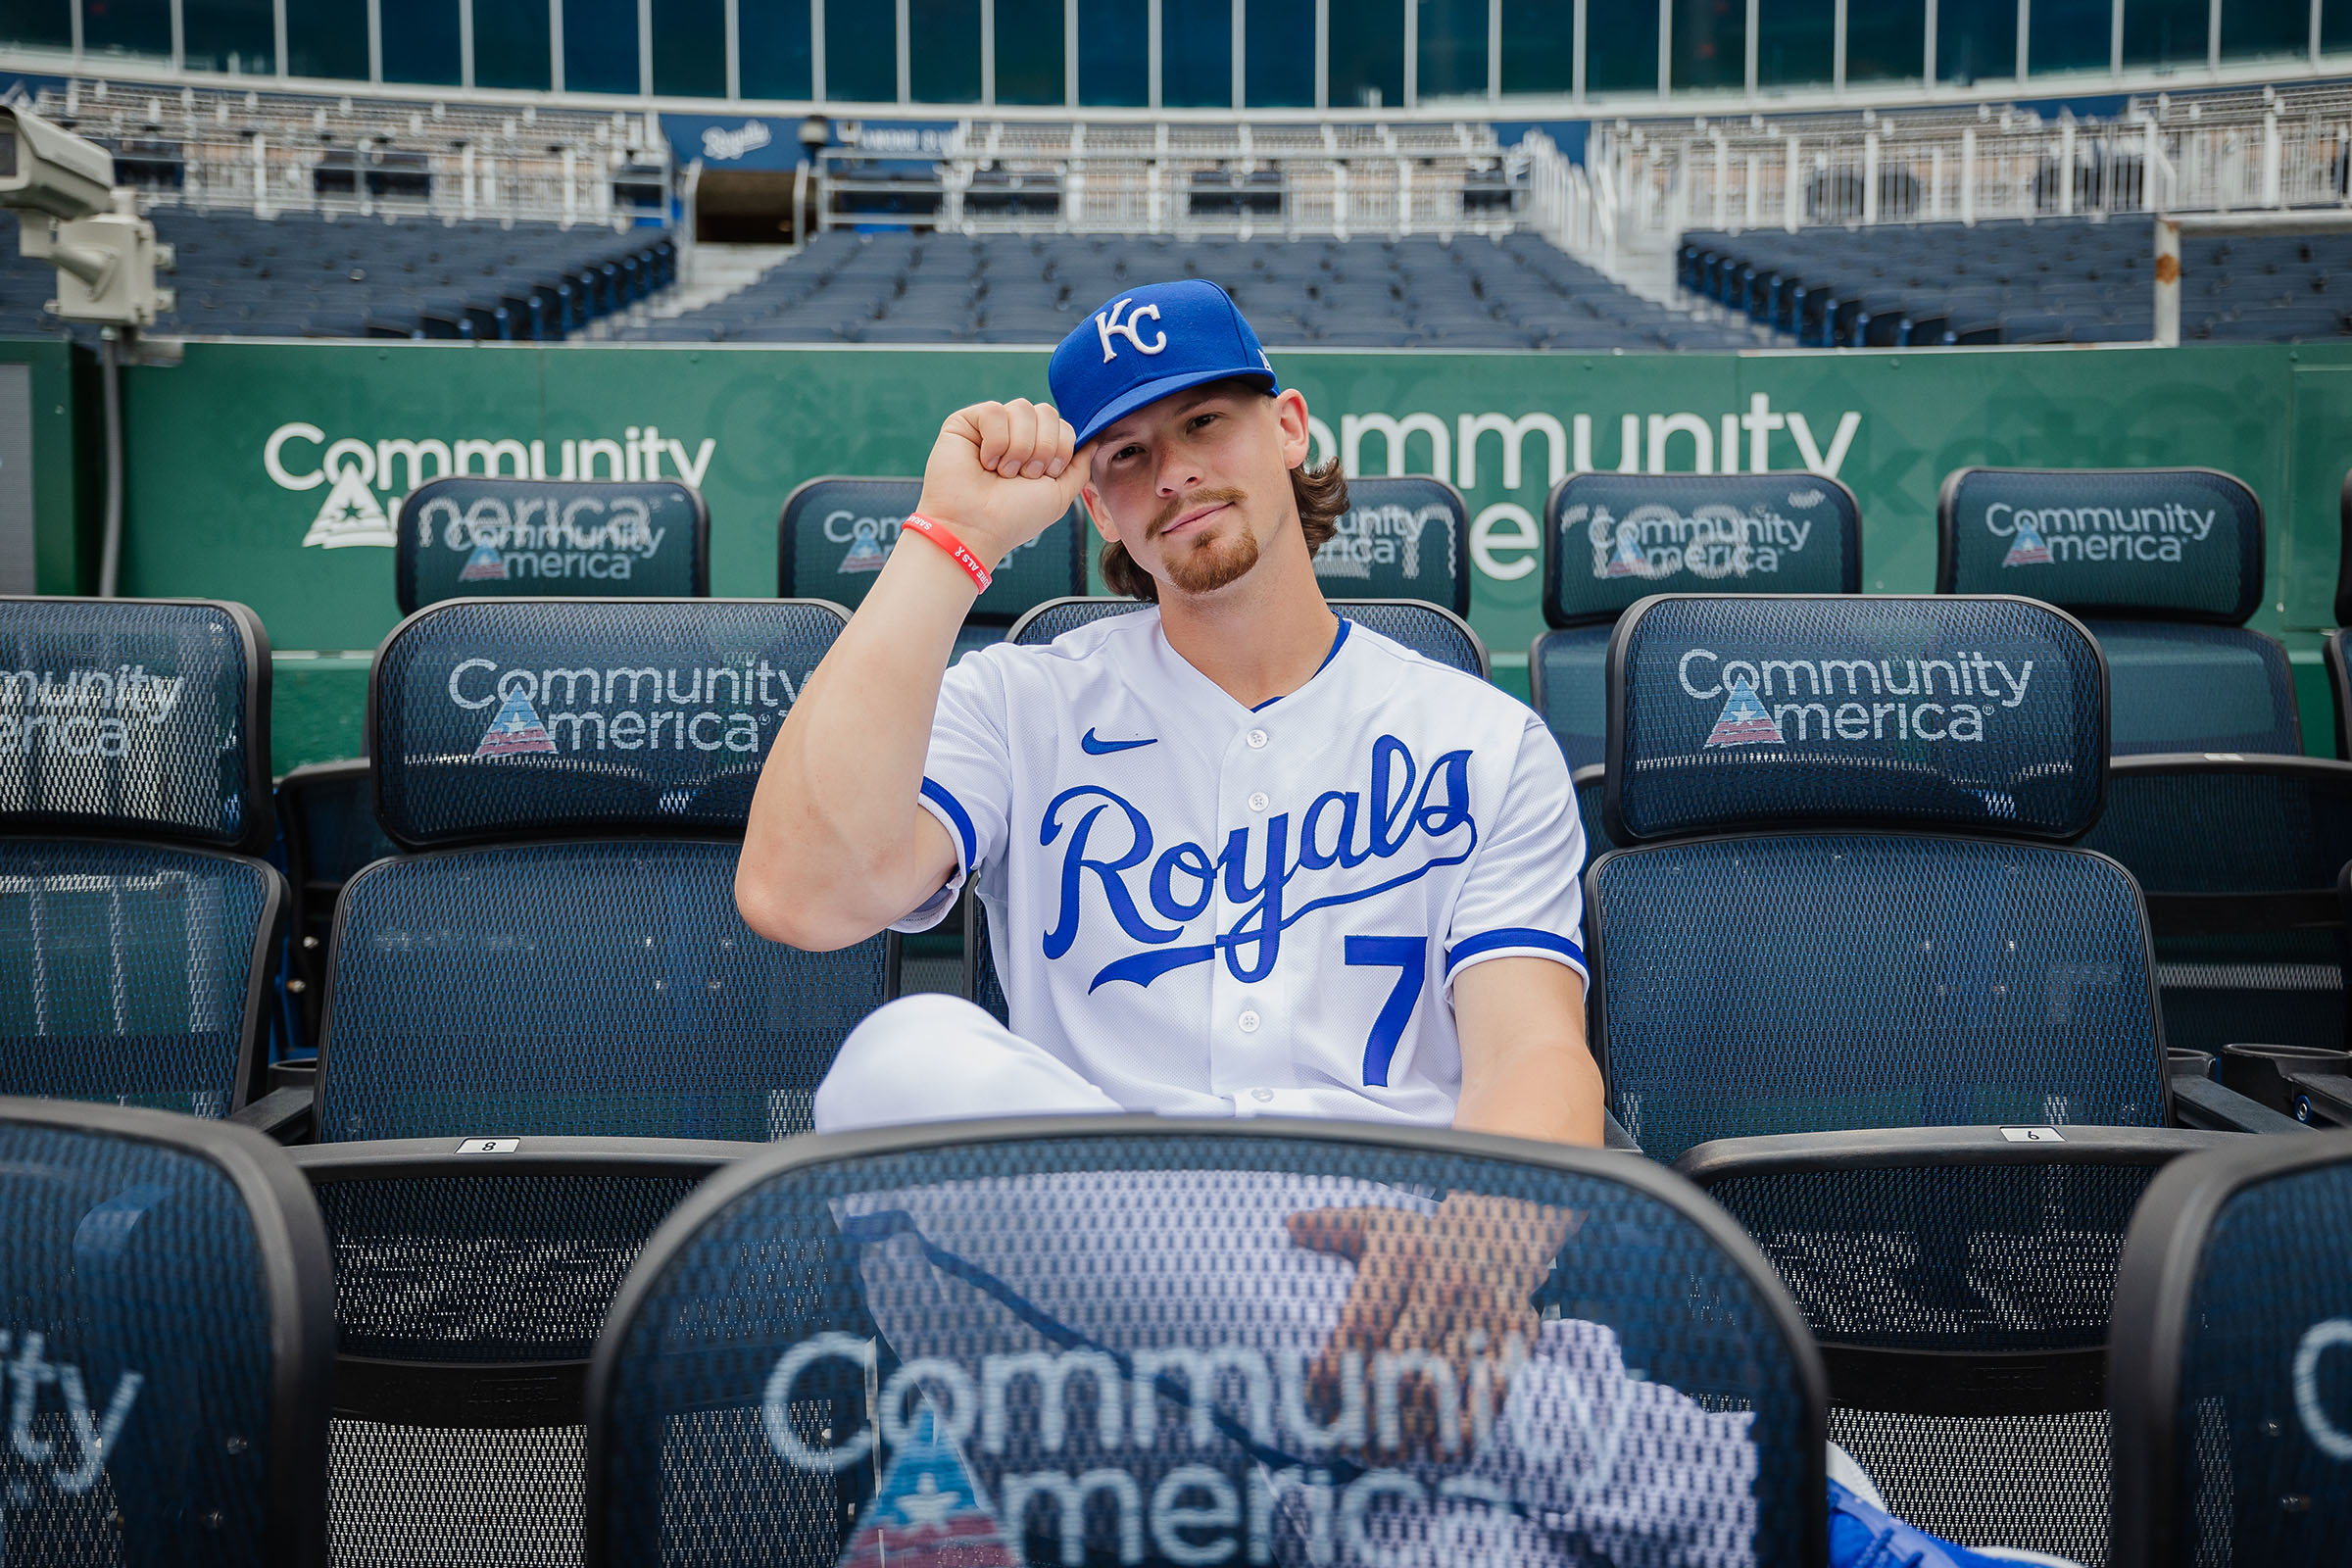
[1081,728,1157,756]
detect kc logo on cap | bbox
[1050,277,1282,448]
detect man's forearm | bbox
[1453,1033,1606,1148]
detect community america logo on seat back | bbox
[369,598,846,846]
[1544,472,1862,628]
[1938,467,2267,622]
[1607,594,2110,843]
[395,476,710,613]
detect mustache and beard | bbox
[1146,486,1260,595]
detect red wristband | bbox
[900,513,994,593]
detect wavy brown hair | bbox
[1098,387,1348,602]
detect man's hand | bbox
[917,399,1089,568]
[1289,1194,1580,1458]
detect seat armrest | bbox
[1601,1109,1641,1152]
[228,1085,315,1144]
[2285,1071,2352,1128]
[2171,1073,2311,1135]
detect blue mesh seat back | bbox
[970,888,1007,1024]
[1937,467,2265,623]
[0,1107,326,1563]
[1544,472,1862,628]
[777,477,1087,625]
[2089,619,2300,756]
[0,841,280,1114]
[2328,631,2350,760]
[1530,624,1611,769]
[317,840,887,1141]
[1609,595,2108,845]
[590,1128,1825,1567]
[1326,599,1486,675]
[394,477,710,613]
[1008,595,1147,645]
[280,760,397,890]
[1703,1153,2167,1566]
[1572,763,1612,858]
[0,598,271,854]
[2081,760,2352,1055]
[1310,475,1471,613]
[1010,596,1484,673]
[1589,835,2168,1161]
[2167,1159,2352,1559]
[370,599,847,849]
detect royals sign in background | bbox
[105,338,2341,743]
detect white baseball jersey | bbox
[898,607,1589,1124]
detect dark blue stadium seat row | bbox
[0,207,677,341]
[615,228,1755,352]
[13,575,2350,1564]
[1682,217,2352,347]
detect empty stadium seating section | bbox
[1683,217,2352,347]
[0,207,676,340]
[616,227,1755,349]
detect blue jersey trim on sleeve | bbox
[1251,618,1350,711]
[1445,927,1588,973]
[920,777,978,872]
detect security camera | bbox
[0,108,172,328]
[0,106,117,220]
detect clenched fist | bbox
[916,398,1090,569]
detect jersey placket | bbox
[1210,712,1299,1115]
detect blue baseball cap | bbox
[1048,279,1281,449]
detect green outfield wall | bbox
[65,337,2352,770]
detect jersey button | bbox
[1246,728,1269,749]
[1239,1009,1262,1033]
[1248,791,1270,812]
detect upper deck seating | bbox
[1682,219,2352,346]
[0,596,285,1116]
[618,229,1753,351]
[0,208,675,340]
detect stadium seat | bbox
[1937,467,2297,755]
[583,1117,1830,1567]
[292,597,893,1563]
[1682,1122,2235,1563]
[2080,755,2352,1072]
[1585,591,2287,1159]
[777,477,1089,661]
[0,596,286,1116]
[0,1097,334,1564]
[1531,472,1863,852]
[2110,1133,2352,1565]
[2328,629,2351,760]
[274,758,397,1052]
[395,476,710,612]
[1008,595,1489,675]
[1309,475,1473,613]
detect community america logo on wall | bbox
[263,421,718,550]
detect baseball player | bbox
[738,281,2072,1568]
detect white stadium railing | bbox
[24,77,665,228]
[1528,82,2352,276]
